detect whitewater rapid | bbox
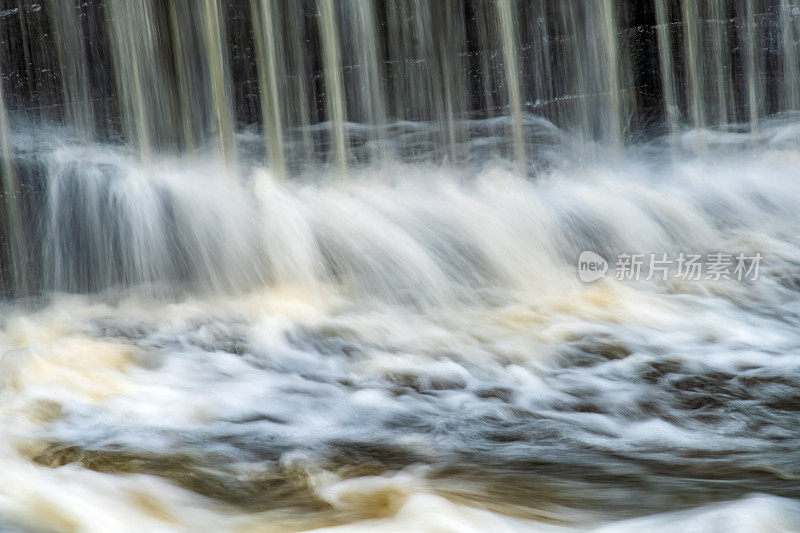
[3,123,800,531]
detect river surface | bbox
[3,124,800,532]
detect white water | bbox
[3,122,800,531]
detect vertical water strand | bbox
[47,0,95,142]
[448,1,469,165]
[599,0,624,146]
[201,0,236,168]
[13,0,35,125]
[168,0,199,152]
[707,0,733,126]
[478,1,497,115]
[579,0,627,146]
[780,0,800,112]
[250,0,286,179]
[0,74,26,296]
[471,1,501,149]
[564,2,590,143]
[343,0,388,163]
[317,0,348,178]
[556,2,592,141]
[429,0,468,165]
[409,1,442,160]
[106,0,159,159]
[682,0,705,132]
[496,0,526,175]
[742,0,762,135]
[431,1,453,164]
[385,1,409,126]
[282,1,314,166]
[655,0,678,140]
[526,1,553,124]
[361,0,389,162]
[384,0,438,158]
[14,0,61,127]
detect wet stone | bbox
[556,334,633,368]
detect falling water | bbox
[1,0,790,173]
[3,2,800,532]
[742,0,763,134]
[317,0,348,176]
[682,0,705,130]
[106,0,162,159]
[0,65,25,297]
[655,0,678,137]
[46,0,94,142]
[597,0,626,145]
[495,0,526,174]
[201,0,236,167]
[250,0,285,177]
[708,0,733,127]
[781,0,800,111]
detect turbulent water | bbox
[0,121,799,531]
[5,0,800,531]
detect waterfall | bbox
[781,0,800,112]
[0,65,26,297]
[742,0,764,135]
[0,0,798,295]
[708,0,733,127]
[682,0,705,130]
[495,0,526,174]
[655,0,678,138]
[2,0,794,158]
[46,0,94,142]
[6,4,800,530]
[317,0,348,177]
[250,0,286,178]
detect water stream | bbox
[2,1,800,532]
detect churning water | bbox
[4,1,800,532]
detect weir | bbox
[6,5,800,530]
[0,0,798,296]
[2,1,796,159]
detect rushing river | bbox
[5,0,800,530]
[1,122,800,531]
